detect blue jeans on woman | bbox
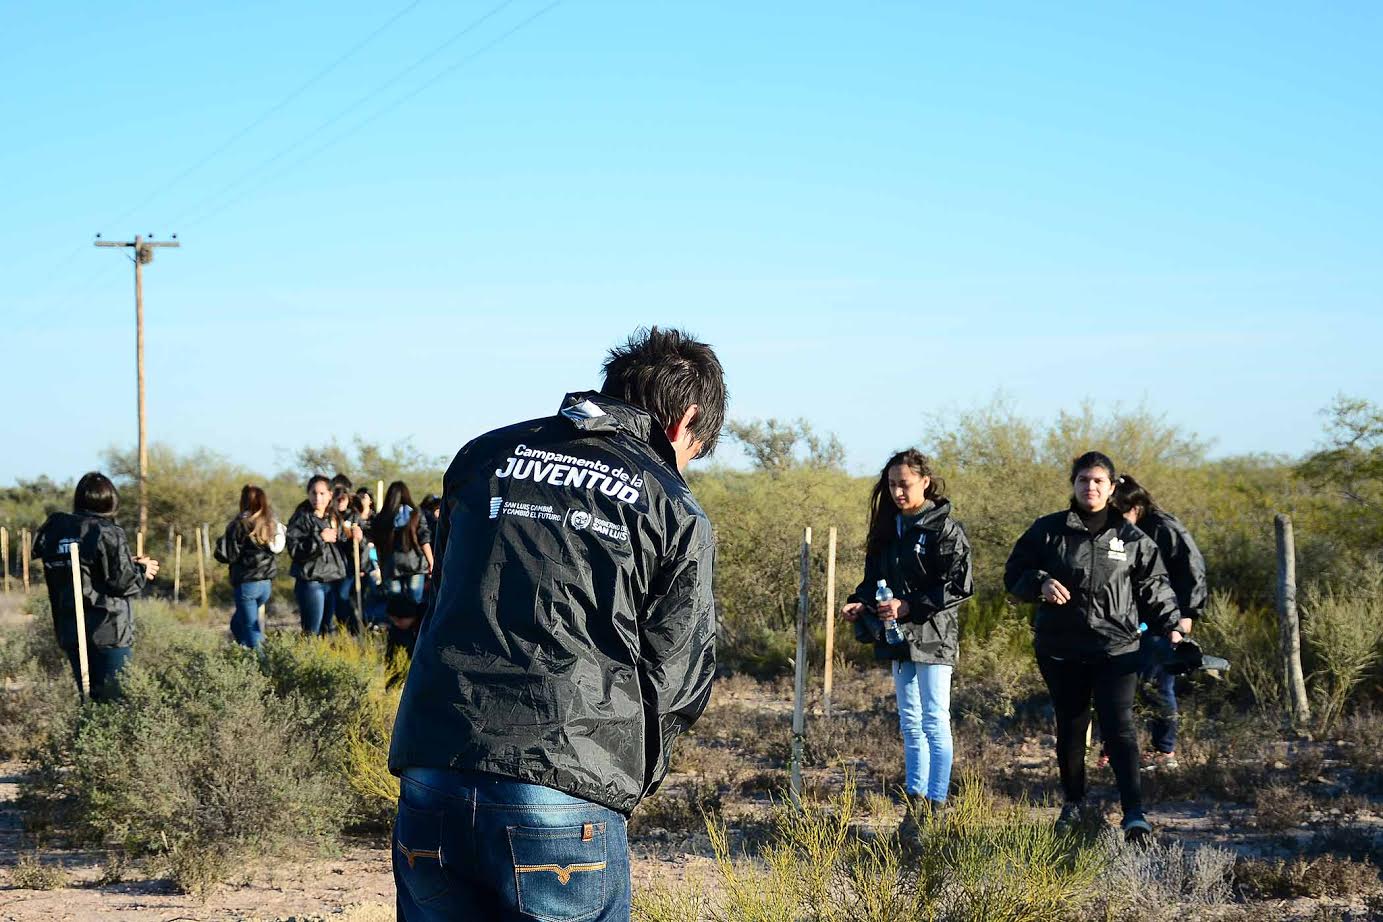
[892,660,954,802]
[64,644,133,702]
[231,579,271,649]
[324,577,360,636]
[295,578,330,635]
[393,768,630,921]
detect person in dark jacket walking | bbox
[1112,474,1205,771]
[285,475,349,635]
[388,327,726,921]
[323,485,368,636]
[213,484,286,650]
[370,480,434,659]
[31,472,159,700]
[1004,451,1183,844]
[842,450,973,834]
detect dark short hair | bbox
[600,327,727,458]
[1069,451,1117,483]
[306,474,331,493]
[1112,473,1159,517]
[74,471,119,516]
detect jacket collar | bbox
[1064,502,1121,536]
[558,391,682,475]
[897,498,951,533]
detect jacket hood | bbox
[559,391,681,474]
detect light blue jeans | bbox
[892,660,954,802]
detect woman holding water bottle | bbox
[286,475,350,635]
[842,450,974,839]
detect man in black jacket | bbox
[389,328,725,921]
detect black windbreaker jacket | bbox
[214,516,284,584]
[847,499,974,666]
[285,505,348,582]
[388,392,718,816]
[1138,509,1207,621]
[1004,507,1181,659]
[31,512,146,651]
[372,508,433,580]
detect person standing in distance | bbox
[1004,451,1182,845]
[31,472,159,700]
[1112,474,1205,771]
[214,484,286,650]
[285,475,348,635]
[389,327,726,921]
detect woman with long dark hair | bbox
[285,474,349,635]
[1111,474,1205,771]
[841,450,973,836]
[370,480,434,657]
[31,472,159,699]
[213,484,286,649]
[1004,451,1182,843]
[323,486,368,636]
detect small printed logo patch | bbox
[1109,536,1125,552]
[569,510,593,530]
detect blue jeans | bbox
[231,580,271,649]
[1139,635,1178,753]
[295,578,330,635]
[324,577,360,636]
[65,644,133,702]
[892,660,954,802]
[394,768,631,921]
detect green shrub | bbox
[9,851,70,890]
[0,599,79,760]
[260,630,405,828]
[1301,563,1383,734]
[36,646,347,895]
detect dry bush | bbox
[1087,834,1236,921]
[1254,783,1314,832]
[0,598,79,761]
[8,852,70,890]
[630,778,724,838]
[1301,563,1383,735]
[1336,708,1383,793]
[1234,854,1382,900]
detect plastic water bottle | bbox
[876,580,903,645]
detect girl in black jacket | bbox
[841,450,973,833]
[286,475,350,635]
[31,472,159,700]
[1004,451,1182,843]
[1112,474,1205,769]
[214,484,285,649]
[370,480,434,658]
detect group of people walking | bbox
[844,448,1205,845]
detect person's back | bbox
[388,328,725,921]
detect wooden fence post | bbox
[1275,514,1311,726]
[173,533,182,604]
[69,541,90,700]
[197,524,208,610]
[377,480,385,514]
[21,528,31,593]
[136,531,144,558]
[823,526,837,718]
[790,526,812,808]
[1,526,9,594]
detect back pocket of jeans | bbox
[508,822,608,922]
[394,802,449,907]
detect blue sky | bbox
[3,1,1380,482]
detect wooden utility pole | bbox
[1275,514,1311,726]
[790,526,812,808]
[94,234,180,538]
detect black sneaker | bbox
[1122,814,1153,847]
[1055,801,1083,833]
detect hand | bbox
[876,598,909,622]
[841,601,865,623]
[1176,618,1193,636]
[1169,629,1185,645]
[1040,579,1071,605]
[321,528,338,544]
[136,556,160,579]
[350,525,364,543]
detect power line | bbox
[24,0,426,300]
[169,0,522,229]
[183,0,565,231]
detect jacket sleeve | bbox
[416,513,433,550]
[285,510,322,565]
[1132,537,1180,635]
[904,520,975,622]
[638,513,717,799]
[213,520,240,565]
[97,525,147,597]
[1160,520,1208,621]
[1004,518,1050,602]
[31,521,52,559]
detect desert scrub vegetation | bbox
[10,601,406,895]
[633,776,1237,922]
